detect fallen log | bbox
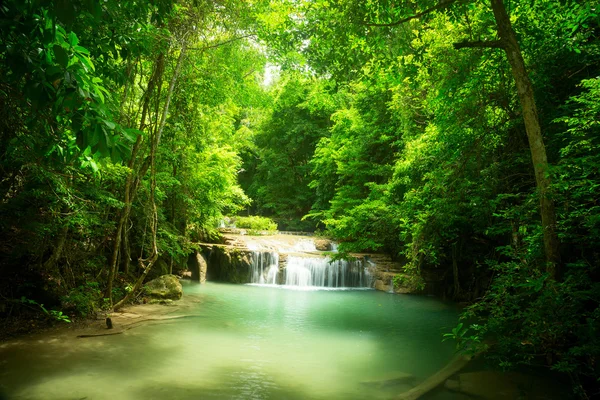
[395,352,475,400]
[360,371,416,388]
[77,331,124,338]
[77,314,203,338]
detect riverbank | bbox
[0,289,201,344]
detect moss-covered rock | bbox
[143,275,183,300]
[206,246,253,283]
[314,239,332,251]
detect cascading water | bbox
[284,256,372,288]
[249,251,279,284]
[245,235,373,289]
[249,253,373,288]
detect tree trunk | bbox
[112,41,188,309]
[43,226,68,271]
[452,242,461,297]
[121,222,131,275]
[105,54,166,304]
[490,0,561,279]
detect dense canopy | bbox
[0,0,599,397]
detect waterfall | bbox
[244,235,374,289]
[249,251,279,284]
[284,256,372,288]
[293,239,317,252]
[249,252,372,288]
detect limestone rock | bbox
[180,270,192,280]
[314,239,332,251]
[143,274,183,300]
[375,279,392,292]
[207,246,253,283]
[187,250,208,283]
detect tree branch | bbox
[364,0,460,27]
[187,34,255,51]
[453,39,504,49]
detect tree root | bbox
[77,314,203,338]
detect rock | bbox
[314,239,332,251]
[375,279,390,292]
[198,253,207,284]
[143,275,183,300]
[207,246,253,283]
[180,271,192,280]
[148,299,174,305]
[187,250,208,283]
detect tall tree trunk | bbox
[490,0,561,279]
[112,41,188,309]
[105,54,166,304]
[43,226,68,271]
[121,222,131,275]
[452,242,461,297]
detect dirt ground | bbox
[0,293,204,345]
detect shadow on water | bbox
[131,363,420,400]
[132,365,315,400]
[0,328,180,397]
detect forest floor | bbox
[0,292,203,344]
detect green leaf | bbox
[53,45,69,68]
[68,32,79,47]
[102,119,116,130]
[91,124,102,146]
[45,65,63,80]
[74,45,90,55]
[123,128,141,143]
[89,159,99,173]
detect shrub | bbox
[234,216,278,231]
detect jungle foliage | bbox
[240,0,600,396]
[1,0,599,397]
[0,0,270,315]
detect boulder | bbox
[188,250,208,283]
[314,239,332,251]
[375,279,390,292]
[143,274,183,300]
[207,246,253,283]
[180,270,192,280]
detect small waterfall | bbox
[250,251,279,284]
[293,239,317,252]
[244,235,374,289]
[284,256,372,288]
[266,265,279,284]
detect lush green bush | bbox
[234,216,278,231]
[61,282,103,317]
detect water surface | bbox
[0,282,464,400]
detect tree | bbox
[240,73,336,230]
[454,0,561,278]
[304,0,562,277]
